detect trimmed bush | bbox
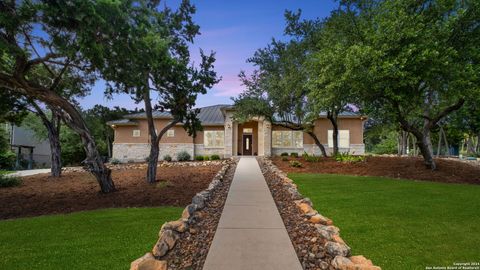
[195,155,204,161]
[0,151,16,170]
[110,158,121,165]
[163,155,172,162]
[0,175,22,188]
[289,160,303,168]
[290,152,299,158]
[281,157,289,161]
[303,153,321,162]
[204,155,210,161]
[280,152,289,156]
[210,154,220,160]
[335,152,365,163]
[177,151,191,161]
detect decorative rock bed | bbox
[130,158,237,270]
[62,160,229,173]
[258,157,381,270]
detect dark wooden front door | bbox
[242,134,253,155]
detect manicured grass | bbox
[0,170,13,175]
[290,173,480,270]
[0,207,182,270]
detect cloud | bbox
[210,74,245,97]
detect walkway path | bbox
[8,168,51,177]
[203,157,302,270]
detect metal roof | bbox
[108,105,364,126]
[106,119,139,126]
[119,104,230,125]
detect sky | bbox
[79,0,338,110]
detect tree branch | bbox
[428,98,465,129]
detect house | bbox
[3,123,52,169]
[107,104,366,161]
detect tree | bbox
[0,0,143,192]
[343,0,480,169]
[97,1,218,183]
[299,9,361,156]
[84,105,129,158]
[234,37,328,157]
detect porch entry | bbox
[242,134,253,155]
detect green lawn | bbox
[0,207,182,270]
[0,170,13,175]
[290,173,480,270]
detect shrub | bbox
[204,155,210,161]
[0,175,22,188]
[110,158,121,165]
[163,155,172,162]
[280,152,289,156]
[127,159,135,163]
[335,152,365,163]
[195,155,204,161]
[0,151,16,170]
[282,157,289,161]
[210,154,221,160]
[303,153,321,162]
[290,152,299,158]
[177,151,191,161]
[289,160,303,168]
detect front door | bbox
[242,134,253,155]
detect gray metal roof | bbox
[106,119,139,126]
[120,104,230,125]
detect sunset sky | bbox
[79,0,338,110]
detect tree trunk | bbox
[327,111,339,156]
[48,129,62,177]
[142,88,182,183]
[23,88,116,193]
[417,130,436,170]
[147,141,160,183]
[30,102,63,177]
[307,131,328,157]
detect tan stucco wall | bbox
[113,119,194,144]
[113,117,364,149]
[271,117,364,145]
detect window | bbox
[328,130,350,148]
[167,129,175,137]
[272,131,303,148]
[132,130,141,137]
[243,128,253,134]
[204,130,224,148]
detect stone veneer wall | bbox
[194,144,225,157]
[112,143,194,162]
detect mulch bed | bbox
[0,164,222,220]
[162,160,237,270]
[272,156,480,185]
[258,158,334,270]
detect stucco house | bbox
[107,104,366,162]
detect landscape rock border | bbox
[259,157,382,270]
[130,158,236,270]
[63,160,228,173]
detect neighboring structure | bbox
[108,104,366,162]
[4,123,52,169]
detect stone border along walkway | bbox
[130,158,236,270]
[203,157,303,270]
[259,157,382,270]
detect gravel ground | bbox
[162,160,238,270]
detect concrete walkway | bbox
[8,168,51,177]
[203,157,302,270]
